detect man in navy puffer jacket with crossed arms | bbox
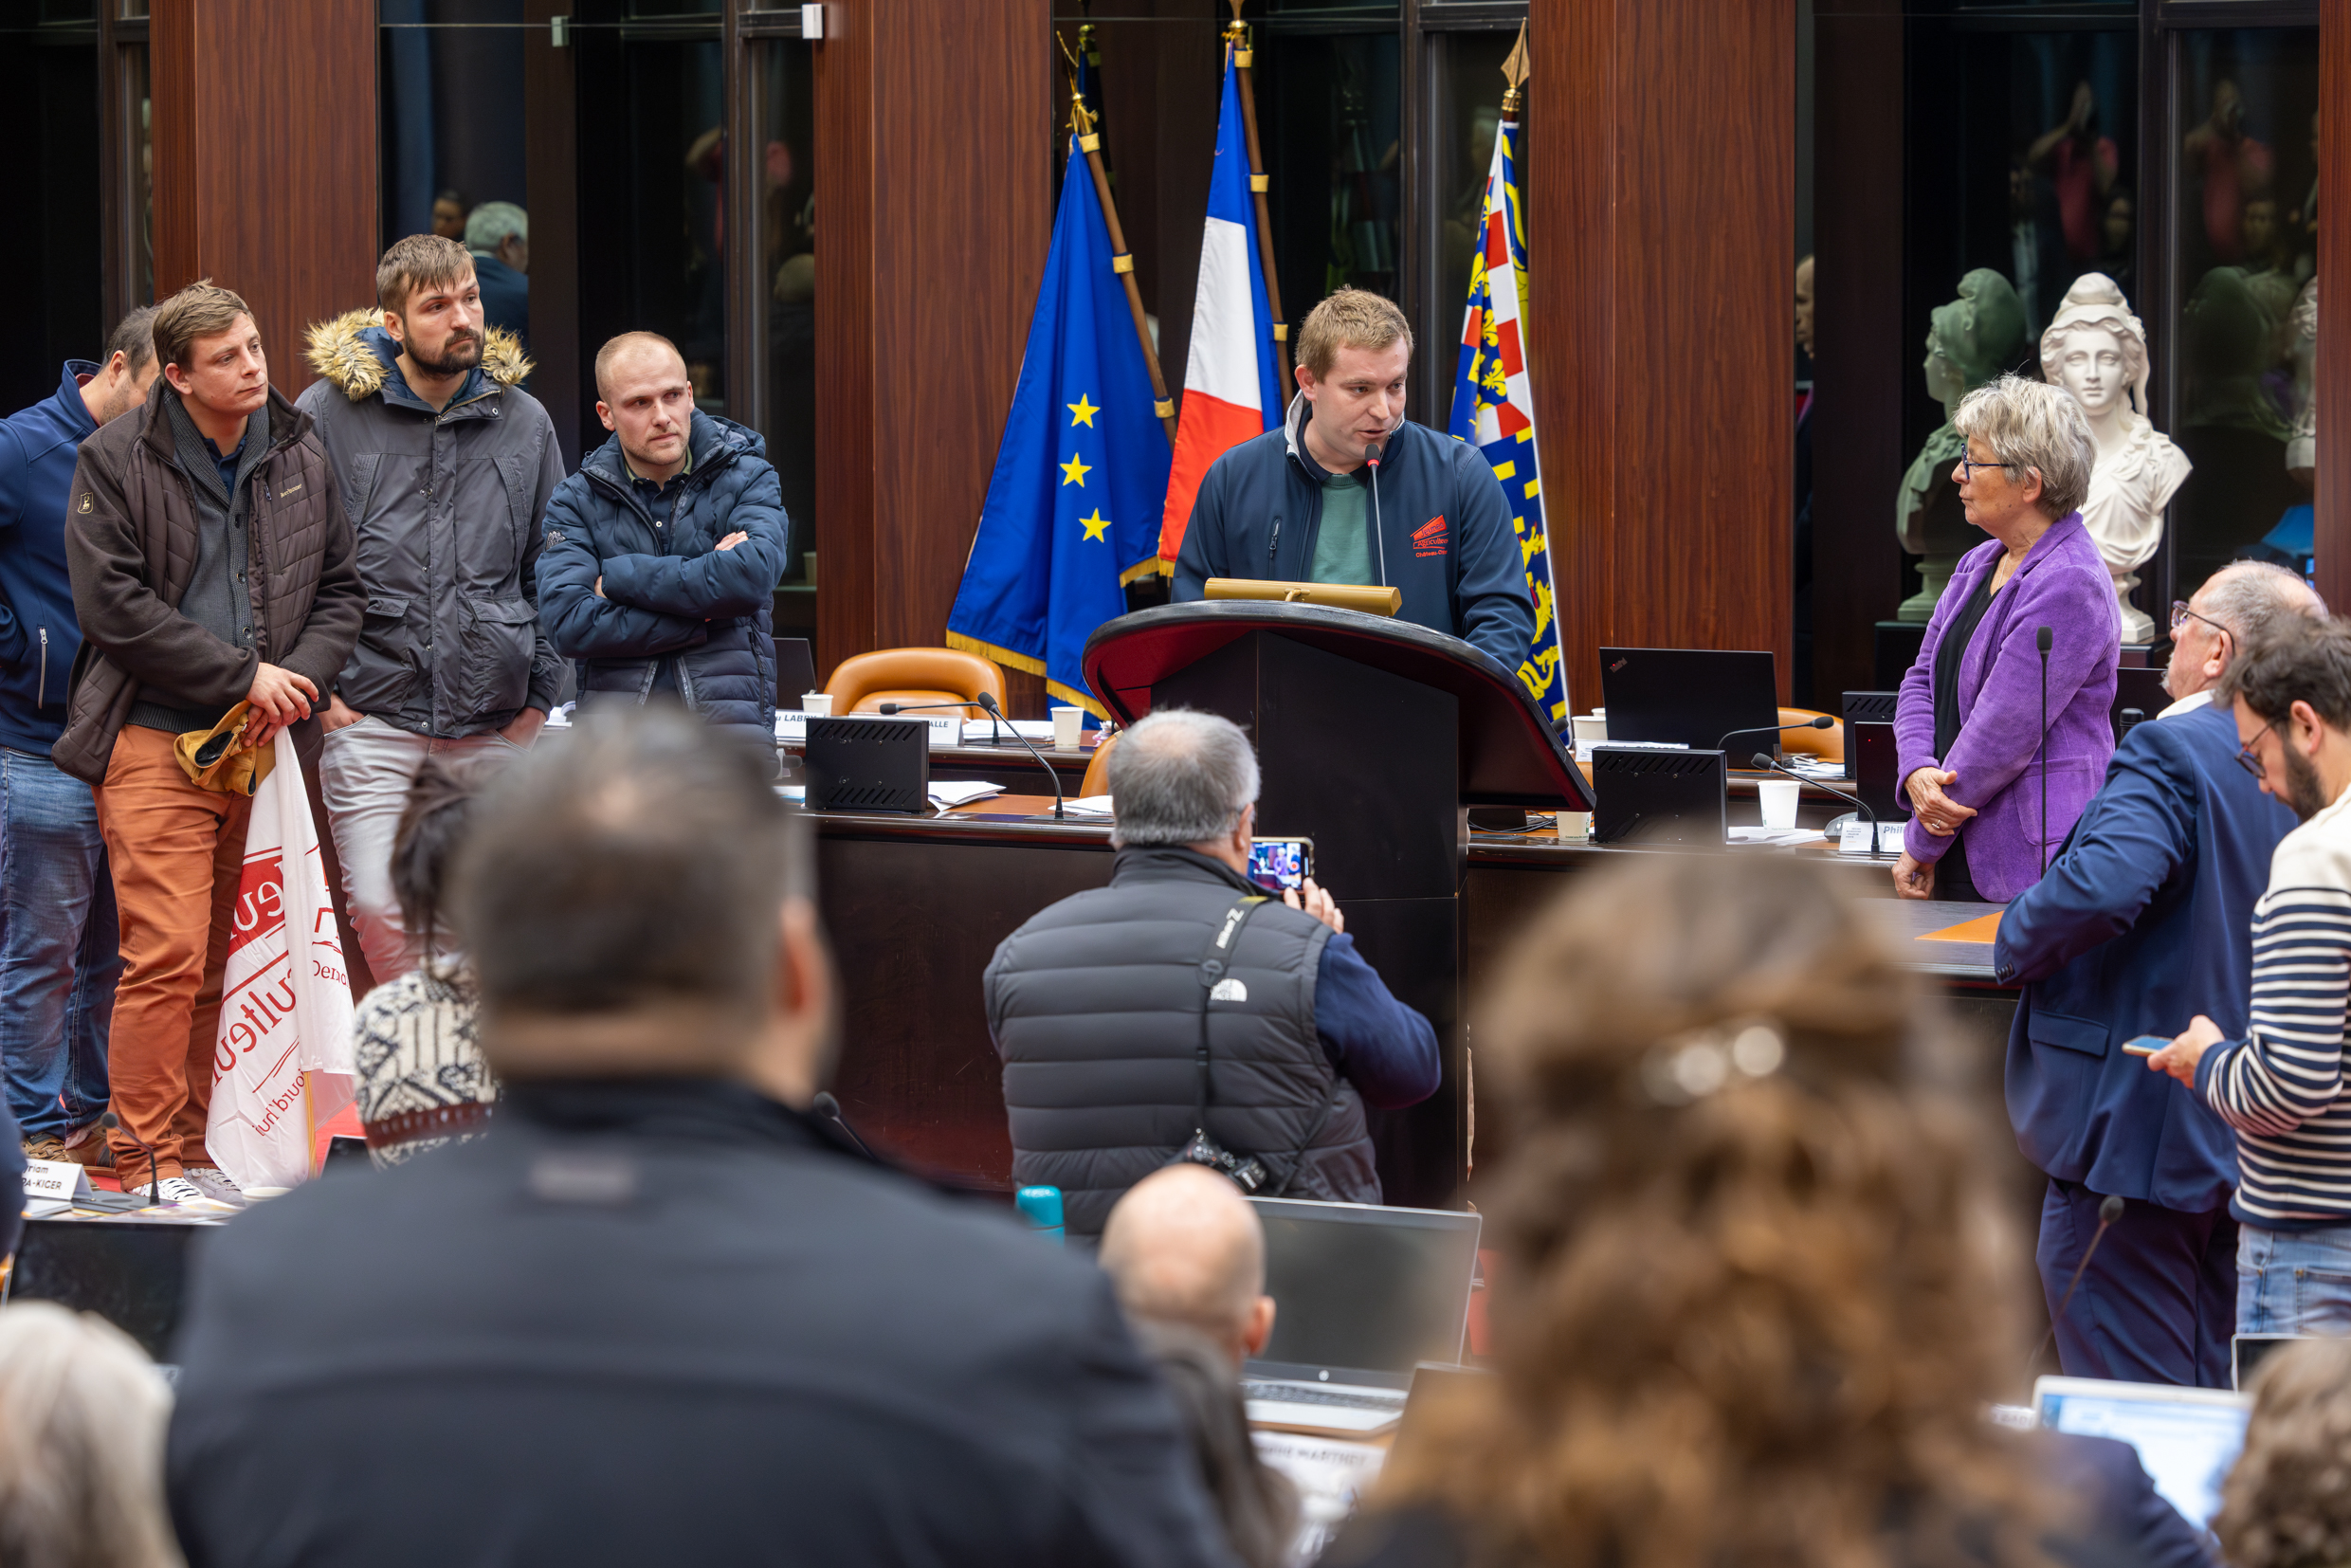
[538,332,789,767]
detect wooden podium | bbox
[1083,601,1594,1207]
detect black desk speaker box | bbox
[1590,746,1726,847]
[1841,690,1898,780]
[804,716,929,813]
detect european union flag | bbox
[948,133,1169,719]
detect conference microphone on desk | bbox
[976,691,1067,821]
[877,696,1071,820]
[2029,1194,2123,1384]
[99,1111,161,1207]
[1750,751,1881,852]
[811,1092,878,1161]
[1718,716,1835,756]
[2037,626,2053,873]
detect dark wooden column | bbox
[811,0,1053,683]
[1527,0,1796,710]
[2318,0,2348,613]
[151,0,377,398]
[1808,0,1904,703]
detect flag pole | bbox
[1226,1,1289,385]
[1062,34,1177,447]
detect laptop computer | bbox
[773,636,818,708]
[1242,1196,1483,1434]
[2032,1375,2251,1532]
[1597,648,1782,757]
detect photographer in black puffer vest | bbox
[986,708,1439,1241]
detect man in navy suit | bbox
[1995,561,2321,1387]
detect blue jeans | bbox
[0,744,118,1140]
[2238,1225,2351,1336]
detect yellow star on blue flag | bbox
[948,132,1171,720]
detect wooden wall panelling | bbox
[150,0,377,398]
[812,0,1051,684]
[1528,0,1796,712]
[2319,0,2347,613]
[1809,0,1904,704]
[523,0,582,469]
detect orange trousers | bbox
[92,725,251,1185]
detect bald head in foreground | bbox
[1100,1166,1298,1568]
[1101,1163,1277,1367]
[1992,559,2321,1386]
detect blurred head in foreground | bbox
[2214,1338,2351,1568]
[0,1301,179,1568]
[453,707,833,1103]
[1373,855,2043,1568]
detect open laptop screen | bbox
[1247,1197,1481,1389]
[2033,1377,2251,1531]
[1597,648,1780,754]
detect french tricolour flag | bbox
[1157,46,1284,566]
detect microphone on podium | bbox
[1361,441,1389,591]
[99,1111,161,1207]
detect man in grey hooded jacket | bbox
[297,234,566,984]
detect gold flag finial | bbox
[1501,19,1530,118]
[1056,29,1096,137]
[1224,0,1247,46]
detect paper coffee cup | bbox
[1050,705,1084,750]
[802,693,833,717]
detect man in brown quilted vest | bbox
[56,281,363,1202]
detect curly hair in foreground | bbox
[2214,1338,2351,1568]
[1374,854,2053,1568]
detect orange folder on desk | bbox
[1918,911,2003,944]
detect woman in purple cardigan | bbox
[1894,375,2119,903]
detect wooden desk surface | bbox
[805,794,2006,1197]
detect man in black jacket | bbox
[987,708,1439,1241]
[1170,289,1534,672]
[165,709,1237,1568]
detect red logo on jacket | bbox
[1412,516,1449,558]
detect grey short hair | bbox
[0,1302,178,1568]
[1106,709,1259,848]
[1950,373,2097,523]
[2199,560,2326,661]
[464,200,528,252]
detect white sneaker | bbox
[182,1167,246,1208]
[134,1176,206,1205]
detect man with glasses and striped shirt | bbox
[2152,611,2351,1335]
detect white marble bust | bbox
[2039,274,2192,644]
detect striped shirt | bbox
[2200,783,2351,1227]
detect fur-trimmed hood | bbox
[303,306,534,401]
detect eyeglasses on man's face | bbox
[2236,720,2278,780]
[2171,601,2233,642]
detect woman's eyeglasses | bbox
[1955,456,2020,484]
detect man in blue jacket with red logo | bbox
[1994,561,2320,1386]
[1171,289,1534,674]
[0,309,158,1168]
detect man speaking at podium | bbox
[1170,289,1535,673]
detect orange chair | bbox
[823,647,1007,721]
[1080,730,1120,797]
[1778,705,1844,764]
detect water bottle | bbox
[1015,1185,1065,1246]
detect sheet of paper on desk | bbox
[1251,1429,1386,1564]
[1727,827,1827,847]
[1062,793,1115,817]
[959,719,1054,743]
[926,781,1005,809]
